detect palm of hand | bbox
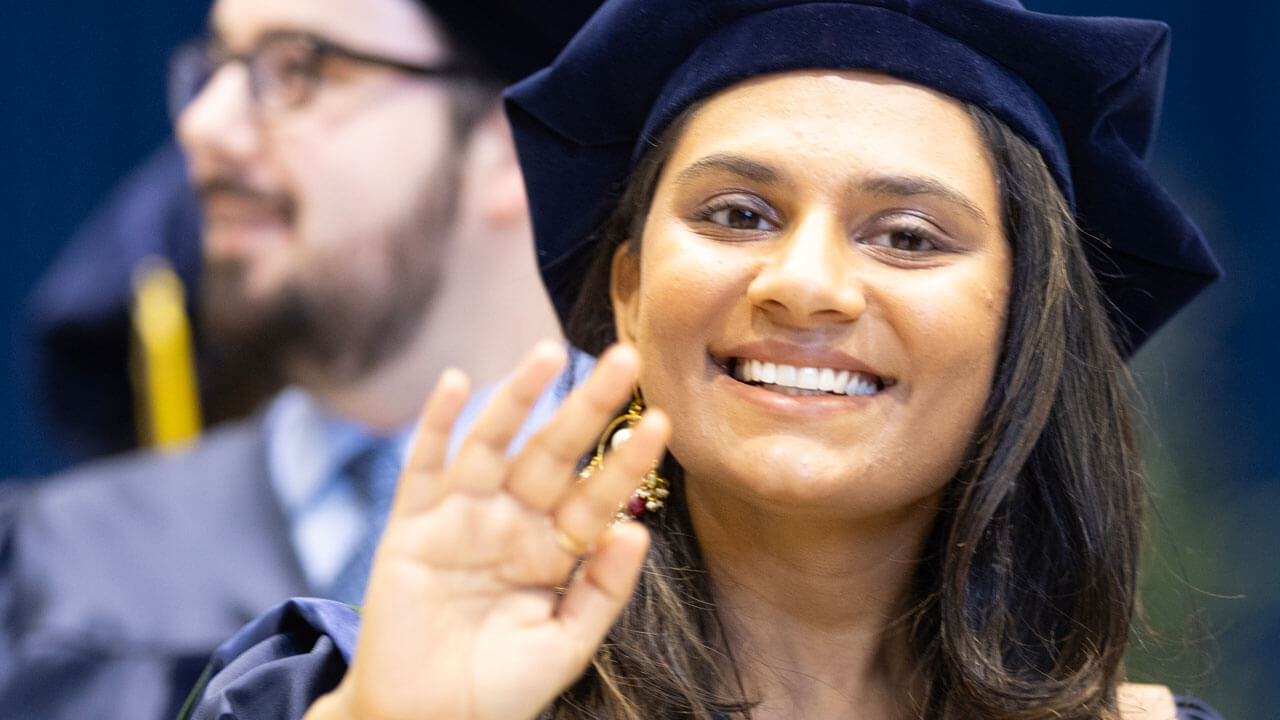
[323,343,667,720]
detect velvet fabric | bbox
[506,0,1221,353]
[419,0,603,83]
[178,599,357,720]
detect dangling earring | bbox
[578,388,669,521]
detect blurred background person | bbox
[0,0,599,718]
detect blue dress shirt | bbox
[264,348,596,594]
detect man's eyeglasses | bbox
[168,30,477,119]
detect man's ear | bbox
[609,241,641,344]
[467,104,529,228]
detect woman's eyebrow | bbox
[672,158,989,225]
[857,175,990,227]
[673,154,781,186]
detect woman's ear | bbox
[610,241,641,344]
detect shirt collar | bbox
[264,387,414,516]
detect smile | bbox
[728,358,890,397]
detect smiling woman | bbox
[555,74,1136,718]
[182,1,1222,720]
[609,72,1011,526]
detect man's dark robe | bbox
[0,418,310,720]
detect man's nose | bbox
[176,63,261,172]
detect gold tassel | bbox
[130,256,203,450]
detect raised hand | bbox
[307,341,670,720]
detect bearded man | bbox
[0,1,598,718]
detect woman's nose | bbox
[746,213,867,327]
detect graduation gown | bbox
[183,597,1226,720]
[0,418,310,720]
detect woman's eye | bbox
[864,226,942,252]
[702,205,775,231]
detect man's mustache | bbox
[197,177,296,220]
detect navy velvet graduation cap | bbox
[507,0,1221,354]
[421,0,604,83]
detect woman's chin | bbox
[681,446,948,524]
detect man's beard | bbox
[197,165,458,393]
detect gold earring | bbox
[578,388,669,521]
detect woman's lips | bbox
[709,338,895,399]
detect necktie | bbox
[324,439,401,605]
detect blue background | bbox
[0,1,1274,716]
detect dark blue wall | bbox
[0,2,209,476]
[1029,2,1280,716]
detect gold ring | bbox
[553,526,592,557]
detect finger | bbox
[506,344,640,511]
[551,409,669,554]
[392,368,471,517]
[404,368,471,475]
[556,520,649,651]
[449,340,567,494]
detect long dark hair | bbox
[549,102,1141,720]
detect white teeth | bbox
[775,364,796,386]
[818,368,836,392]
[846,377,877,396]
[733,359,882,396]
[796,366,820,390]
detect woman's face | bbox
[611,70,1012,522]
